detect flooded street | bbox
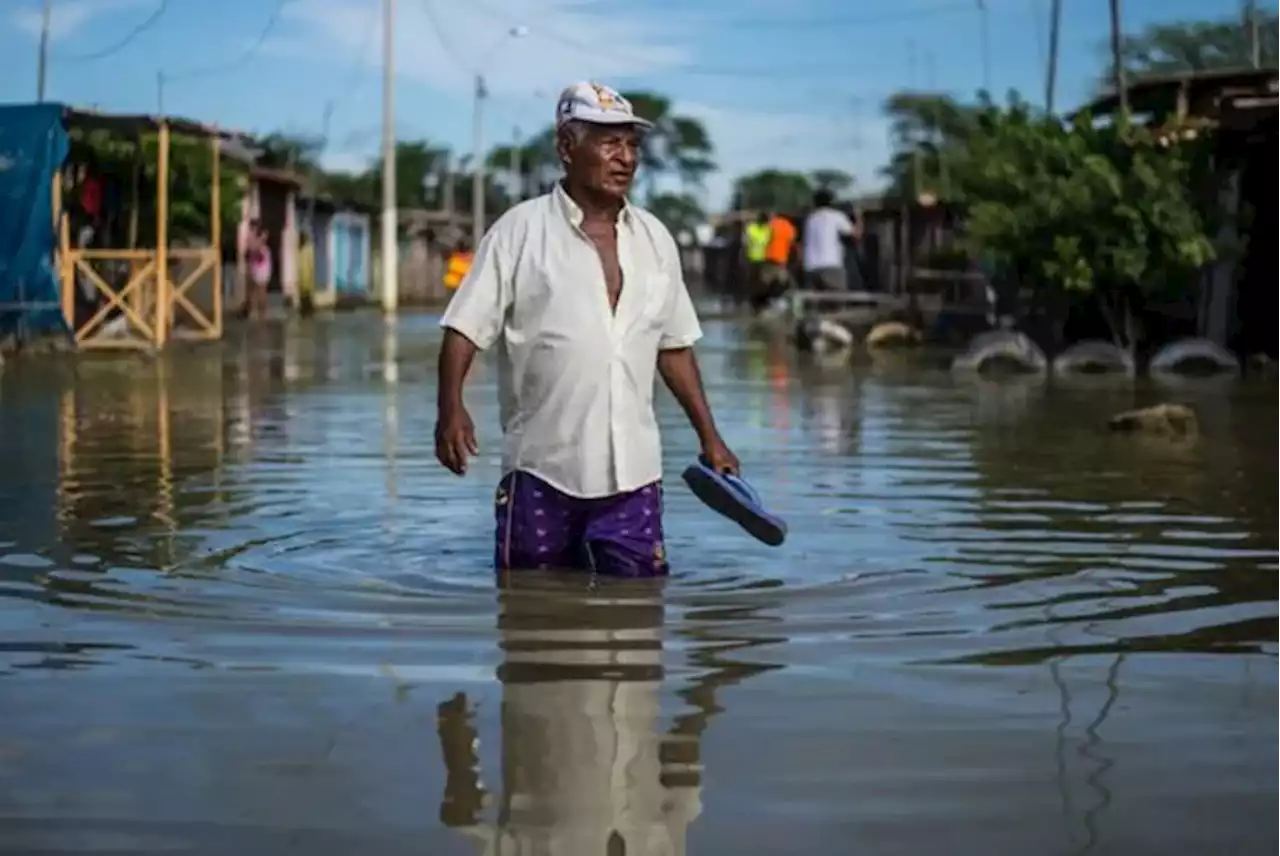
[0,311,1275,855]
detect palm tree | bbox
[731,169,813,213]
[880,92,983,201]
[1114,11,1278,80]
[620,91,715,200]
[486,132,559,203]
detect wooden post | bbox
[156,121,170,347]
[211,134,223,338]
[50,169,60,232]
[53,170,73,332]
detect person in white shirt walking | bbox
[801,188,859,291]
[435,81,740,578]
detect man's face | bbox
[563,124,643,200]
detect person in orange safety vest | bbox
[443,239,474,291]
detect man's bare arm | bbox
[435,329,481,475]
[657,348,739,473]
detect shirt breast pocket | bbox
[509,264,557,339]
[637,272,672,331]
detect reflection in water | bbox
[443,577,688,855]
[442,579,673,855]
[438,575,783,855]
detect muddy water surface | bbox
[0,312,1275,855]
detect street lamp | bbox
[471,25,528,250]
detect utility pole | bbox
[441,154,455,217]
[380,0,398,313]
[1243,1,1261,68]
[1045,0,1062,113]
[36,0,52,101]
[309,100,335,231]
[510,126,522,202]
[1108,0,1128,116]
[156,71,165,115]
[976,0,991,93]
[471,74,487,250]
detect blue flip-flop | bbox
[681,458,787,547]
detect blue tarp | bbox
[0,103,69,340]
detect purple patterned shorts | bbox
[494,471,669,577]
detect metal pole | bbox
[442,153,454,217]
[1045,0,1062,113]
[471,74,486,250]
[1244,1,1261,68]
[380,0,398,312]
[511,126,522,202]
[1108,0,1128,116]
[976,0,991,93]
[37,0,52,101]
[311,101,334,233]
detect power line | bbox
[419,0,475,72]
[690,0,995,31]
[327,0,382,113]
[465,0,988,80]
[163,0,293,83]
[316,0,383,175]
[56,0,171,62]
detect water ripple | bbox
[0,314,1274,853]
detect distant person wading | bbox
[443,239,473,292]
[756,211,797,310]
[801,189,858,292]
[743,212,771,304]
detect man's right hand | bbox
[435,406,478,476]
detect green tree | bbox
[486,134,560,203]
[320,140,454,210]
[731,169,813,212]
[320,169,377,209]
[648,192,705,237]
[1115,10,1279,79]
[367,139,452,209]
[255,132,324,172]
[620,91,716,198]
[810,168,854,197]
[946,99,1216,354]
[880,92,982,201]
[71,126,245,246]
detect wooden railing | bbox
[55,122,223,350]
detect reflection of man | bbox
[437,576,703,855]
[433,81,739,578]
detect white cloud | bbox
[11,0,149,42]
[271,0,895,211]
[320,148,372,174]
[277,0,691,97]
[678,101,894,209]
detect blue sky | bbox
[1,0,1244,208]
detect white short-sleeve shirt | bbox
[802,207,855,271]
[440,183,703,499]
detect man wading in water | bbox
[434,81,739,577]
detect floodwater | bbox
[0,311,1275,856]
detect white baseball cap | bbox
[554,81,653,130]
